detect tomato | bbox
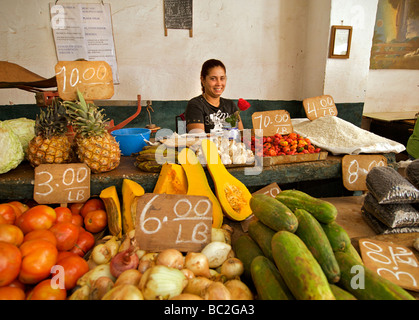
[53,254,89,290]
[54,206,73,224]
[23,229,57,246]
[69,202,84,216]
[0,215,7,224]
[84,209,107,233]
[26,279,67,300]
[7,278,26,291]
[0,203,17,224]
[0,286,26,300]
[8,201,29,215]
[49,222,80,251]
[71,213,84,227]
[80,198,105,218]
[70,228,95,257]
[15,205,56,234]
[0,242,22,287]
[57,250,79,263]
[19,239,58,285]
[0,224,24,246]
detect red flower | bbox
[238,98,251,111]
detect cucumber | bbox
[250,256,294,300]
[294,209,340,283]
[320,221,351,252]
[249,194,298,232]
[329,284,357,300]
[248,220,276,261]
[276,189,337,223]
[233,234,264,282]
[345,243,363,265]
[271,231,335,300]
[335,251,415,300]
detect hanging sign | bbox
[303,95,338,120]
[163,0,193,37]
[135,193,212,252]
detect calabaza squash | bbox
[99,186,122,237]
[178,147,223,228]
[121,179,145,234]
[153,163,187,194]
[200,139,252,221]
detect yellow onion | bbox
[114,269,142,287]
[183,276,213,297]
[184,252,211,278]
[224,279,253,300]
[68,285,90,300]
[181,268,196,279]
[201,241,231,268]
[203,281,231,300]
[219,258,244,279]
[156,249,184,270]
[77,263,116,288]
[139,265,188,300]
[91,237,120,265]
[170,293,204,300]
[138,252,158,274]
[89,276,114,300]
[102,284,144,300]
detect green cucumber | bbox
[233,234,264,282]
[249,194,298,232]
[250,255,294,300]
[329,284,357,300]
[276,189,337,223]
[321,221,351,252]
[294,209,340,283]
[345,243,363,265]
[271,231,335,300]
[248,220,276,261]
[335,251,415,300]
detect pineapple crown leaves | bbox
[35,98,69,137]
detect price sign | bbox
[359,238,419,292]
[55,61,114,101]
[303,95,338,120]
[135,193,212,252]
[34,163,90,204]
[252,110,293,136]
[342,155,387,191]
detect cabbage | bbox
[3,117,35,156]
[0,122,24,174]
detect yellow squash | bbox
[99,185,122,237]
[153,163,188,194]
[121,179,145,234]
[200,139,252,221]
[178,147,223,228]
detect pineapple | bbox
[64,90,120,173]
[28,98,73,167]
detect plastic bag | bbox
[361,208,419,235]
[405,159,419,189]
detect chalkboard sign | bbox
[55,61,114,101]
[342,155,387,191]
[303,95,338,121]
[164,0,193,37]
[359,238,419,292]
[252,110,293,136]
[34,163,91,204]
[135,193,212,252]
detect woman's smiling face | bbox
[201,66,227,98]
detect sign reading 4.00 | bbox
[34,163,91,204]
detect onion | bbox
[203,281,231,300]
[138,252,158,274]
[77,263,116,288]
[211,228,226,243]
[224,279,253,300]
[110,247,140,278]
[170,293,203,300]
[139,265,188,300]
[91,237,120,265]
[68,285,90,300]
[184,252,211,278]
[183,276,213,297]
[181,268,195,279]
[89,276,114,300]
[201,241,231,268]
[102,284,144,300]
[114,269,142,287]
[219,258,244,279]
[156,249,184,269]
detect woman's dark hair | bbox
[200,59,226,93]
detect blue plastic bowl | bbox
[111,128,151,156]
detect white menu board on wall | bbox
[50,2,119,84]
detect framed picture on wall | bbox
[329,26,352,59]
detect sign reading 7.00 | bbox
[34,163,90,204]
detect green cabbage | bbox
[0,121,24,174]
[3,117,35,156]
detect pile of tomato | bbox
[246,132,321,157]
[0,198,107,300]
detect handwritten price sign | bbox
[252,110,293,136]
[303,95,338,120]
[359,238,419,292]
[135,193,212,252]
[34,163,90,204]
